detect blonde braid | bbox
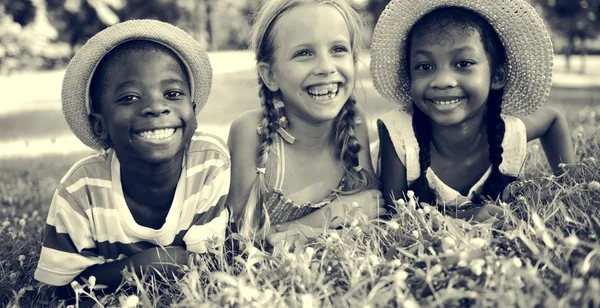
[237,80,286,238]
[332,96,377,194]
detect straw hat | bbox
[370,0,553,116]
[62,19,212,150]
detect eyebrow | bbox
[412,45,477,56]
[161,78,188,87]
[115,80,138,93]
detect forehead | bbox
[272,4,350,50]
[101,48,188,83]
[410,22,484,54]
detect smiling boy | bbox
[34,20,230,293]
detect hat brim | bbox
[370,0,553,116]
[62,19,212,150]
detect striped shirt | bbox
[34,132,231,286]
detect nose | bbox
[429,68,458,89]
[141,96,171,117]
[313,54,336,76]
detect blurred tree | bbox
[45,0,122,56]
[534,0,600,72]
[1,0,36,26]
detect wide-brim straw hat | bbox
[62,19,212,150]
[370,0,553,115]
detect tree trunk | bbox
[580,38,587,74]
[565,35,575,72]
[206,0,214,51]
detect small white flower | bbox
[350,219,359,227]
[429,264,443,276]
[396,198,406,207]
[512,257,523,268]
[125,295,140,307]
[441,237,456,252]
[87,276,96,288]
[388,221,400,231]
[571,278,584,289]
[469,238,487,250]
[369,254,381,266]
[351,201,359,208]
[589,181,600,191]
[18,219,25,227]
[2,220,10,228]
[411,230,419,239]
[391,259,402,267]
[406,190,415,199]
[403,298,420,308]
[469,259,486,276]
[558,163,567,169]
[417,209,424,216]
[564,234,580,248]
[422,205,431,214]
[305,247,315,260]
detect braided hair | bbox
[406,8,514,205]
[236,0,376,237]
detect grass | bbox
[1,82,600,307]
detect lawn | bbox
[1,67,600,307]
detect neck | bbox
[285,113,334,149]
[117,151,184,209]
[429,107,488,158]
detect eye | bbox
[414,63,433,71]
[165,90,184,99]
[456,60,475,68]
[293,50,312,58]
[332,45,349,54]
[116,95,139,103]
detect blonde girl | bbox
[372,0,575,222]
[227,0,381,244]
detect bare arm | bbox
[518,106,575,175]
[225,110,263,225]
[58,246,190,296]
[379,119,408,217]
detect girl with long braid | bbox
[372,0,575,222]
[227,0,381,245]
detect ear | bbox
[490,64,507,90]
[191,101,199,130]
[257,62,279,92]
[89,113,110,142]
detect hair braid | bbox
[332,96,377,193]
[477,89,516,202]
[408,107,437,204]
[237,80,285,238]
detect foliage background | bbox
[2,0,600,74]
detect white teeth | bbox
[137,128,176,140]
[432,98,463,105]
[307,83,339,97]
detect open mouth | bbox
[429,97,465,105]
[307,83,340,101]
[136,128,178,140]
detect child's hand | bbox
[455,204,505,224]
[337,189,385,219]
[266,225,312,247]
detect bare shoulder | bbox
[228,109,263,152]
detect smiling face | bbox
[408,20,501,127]
[261,4,356,124]
[90,44,196,165]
